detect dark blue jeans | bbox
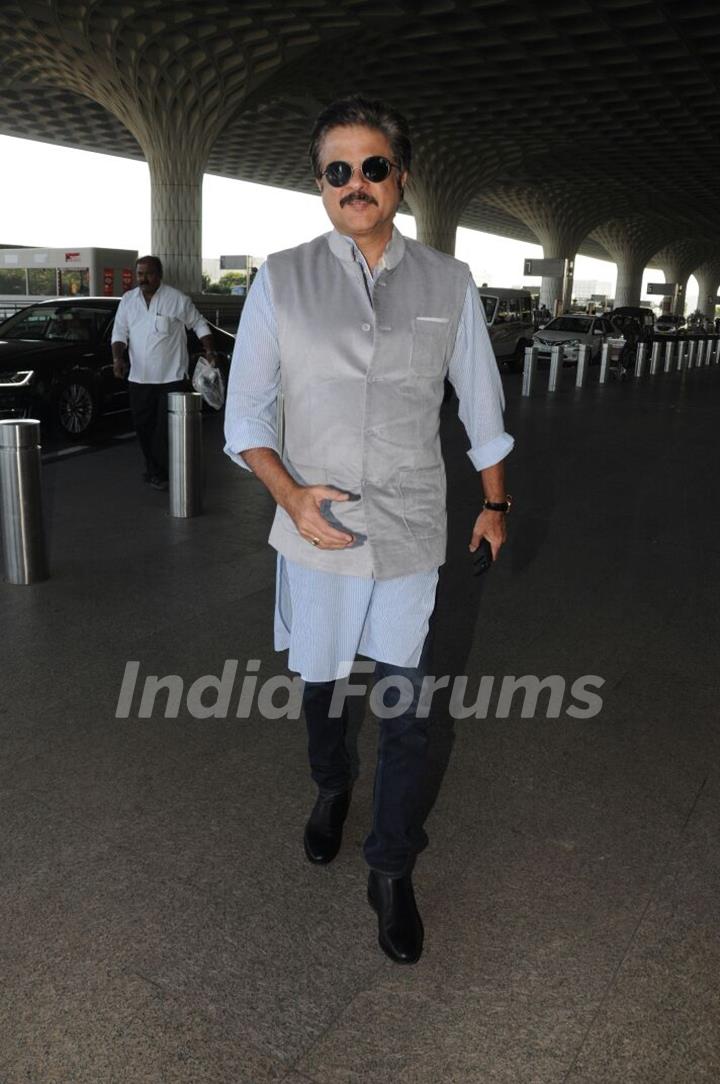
[302,640,431,877]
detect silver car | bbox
[532,314,625,364]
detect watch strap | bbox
[483,495,512,513]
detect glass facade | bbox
[0,269,27,294]
[28,267,58,295]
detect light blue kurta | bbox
[225,230,513,681]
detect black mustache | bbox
[340,192,378,208]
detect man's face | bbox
[136,262,161,295]
[315,124,406,241]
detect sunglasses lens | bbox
[362,156,392,182]
[324,161,352,187]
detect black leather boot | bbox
[303,790,352,864]
[367,871,424,964]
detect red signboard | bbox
[64,251,81,263]
[121,268,134,292]
[102,268,115,296]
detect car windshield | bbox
[544,317,592,333]
[0,304,113,341]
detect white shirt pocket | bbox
[154,315,171,336]
[411,316,450,377]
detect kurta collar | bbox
[327,226,406,271]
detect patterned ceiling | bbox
[1,0,719,264]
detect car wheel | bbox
[54,379,97,437]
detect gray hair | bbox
[309,96,412,178]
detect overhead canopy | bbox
[1,0,718,282]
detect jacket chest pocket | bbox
[410,317,450,377]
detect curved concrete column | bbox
[146,150,205,294]
[404,172,464,255]
[590,218,671,308]
[484,185,601,311]
[650,239,714,315]
[692,259,720,318]
[404,140,500,255]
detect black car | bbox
[0,298,234,438]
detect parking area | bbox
[2,369,720,1082]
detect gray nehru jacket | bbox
[267,229,470,579]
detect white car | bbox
[478,287,537,371]
[532,314,625,365]
[654,313,685,335]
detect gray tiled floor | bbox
[2,367,720,1082]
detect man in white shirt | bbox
[111,256,218,489]
[225,97,513,965]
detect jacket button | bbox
[361,322,371,332]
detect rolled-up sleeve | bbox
[181,296,211,340]
[447,280,515,471]
[223,263,281,470]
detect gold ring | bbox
[310,537,320,547]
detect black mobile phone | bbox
[473,537,493,576]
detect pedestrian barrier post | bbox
[687,340,696,369]
[575,344,590,388]
[664,340,674,373]
[599,342,610,384]
[168,392,203,518]
[0,419,48,584]
[696,339,706,366]
[548,344,562,392]
[522,346,537,397]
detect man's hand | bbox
[472,461,508,560]
[113,357,129,379]
[199,336,218,366]
[240,448,355,550]
[469,508,507,559]
[285,485,355,549]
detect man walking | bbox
[224,97,513,963]
[112,256,218,489]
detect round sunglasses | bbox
[321,156,401,188]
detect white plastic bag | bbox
[192,356,226,410]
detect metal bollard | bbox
[687,340,696,369]
[575,343,590,388]
[548,344,562,392]
[664,340,674,373]
[714,337,720,364]
[650,341,661,374]
[634,342,647,378]
[696,339,705,367]
[0,419,48,584]
[675,340,685,371]
[168,392,203,518]
[598,342,610,383]
[522,346,537,397]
